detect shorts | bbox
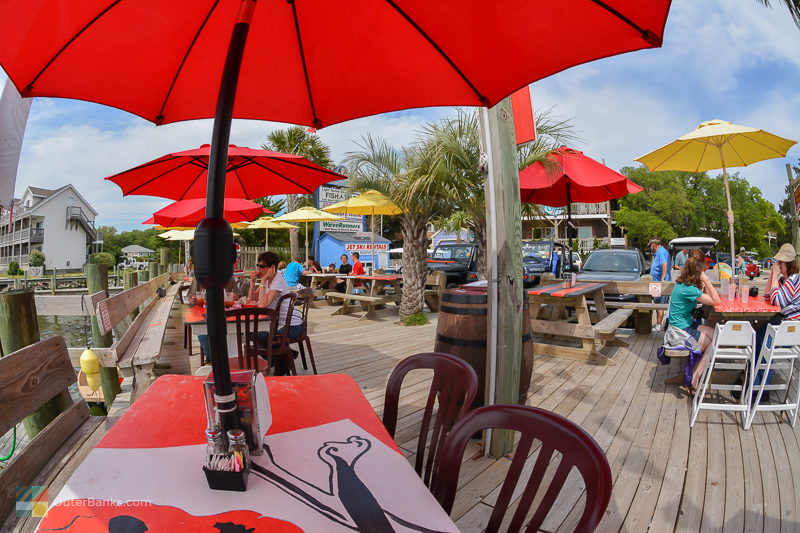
[684,325,702,341]
[653,295,670,304]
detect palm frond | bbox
[756,0,800,27]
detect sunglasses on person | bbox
[257,263,271,269]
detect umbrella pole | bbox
[305,222,309,265]
[720,159,736,271]
[566,184,574,269]
[265,228,268,249]
[371,210,376,272]
[196,1,256,436]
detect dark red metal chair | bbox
[258,292,298,376]
[431,404,612,533]
[290,287,317,374]
[382,352,478,487]
[226,307,276,372]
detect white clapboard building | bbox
[0,185,101,271]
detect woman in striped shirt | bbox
[766,243,800,321]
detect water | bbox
[37,315,93,349]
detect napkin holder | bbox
[203,369,272,456]
[203,465,249,492]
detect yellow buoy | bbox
[79,348,101,392]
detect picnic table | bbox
[326,275,403,320]
[712,295,780,319]
[528,281,629,365]
[35,374,457,532]
[302,272,340,307]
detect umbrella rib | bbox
[649,140,696,172]
[231,164,253,199]
[22,0,126,94]
[726,140,747,167]
[288,0,321,128]
[155,0,222,124]
[179,163,210,201]
[381,0,487,105]
[588,0,655,40]
[126,159,197,195]
[247,159,315,193]
[738,132,791,158]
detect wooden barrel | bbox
[434,287,533,406]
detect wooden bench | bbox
[94,273,179,402]
[326,292,386,319]
[424,271,446,312]
[0,336,107,532]
[594,308,634,340]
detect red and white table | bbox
[37,374,457,532]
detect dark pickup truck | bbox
[522,240,567,287]
[427,243,477,287]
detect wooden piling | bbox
[148,262,158,281]
[139,270,149,283]
[160,248,169,276]
[51,270,57,294]
[86,264,121,409]
[123,270,139,319]
[0,289,71,438]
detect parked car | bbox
[577,248,646,302]
[521,240,567,287]
[426,243,477,287]
[118,258,149,271]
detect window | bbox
[578,227,592,239]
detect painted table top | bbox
[528,281,607,299]
[713,296,780,315]
[37,374,457,532]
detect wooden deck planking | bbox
[153,301,800,532]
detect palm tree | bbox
[344,136,445,318]
[262,126,333,258]
[414,108,578,278]
[756,0,800,26]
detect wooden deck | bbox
[4,296,799,531]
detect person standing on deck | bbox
[650,238,672,330]
[673,248,689,270]
[351,252,365,275]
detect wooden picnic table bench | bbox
[0,336,108,532]
[93,273,178,402]
[528,282,628,365]
[326,275,402,320]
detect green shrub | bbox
[90,252,115,266]
[29,250,46,267]
[401,312,429,326]
[7,261,19,275]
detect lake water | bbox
[37,315,94,348]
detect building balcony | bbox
[30,228,44,243]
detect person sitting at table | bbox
[335,254,353,292]
[665,256,720,391]
[183,258,194,277]
[277,260,287,273]
[758,243,800,359]
[351,251,365,275]
[327,263,337,274]
[284,256,311,288]
[309,260,323,273]
[248,251,304,373]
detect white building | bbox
[0,185,101,271]
[121,244,154,259]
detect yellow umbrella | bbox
[272,206,344,262]
[636,119,797,263]
[323,190,403,270]
[247,217,299,248]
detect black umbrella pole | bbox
[197,1,256,434]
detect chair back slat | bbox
[383,352,478,487]
[0,336,76,435]
[432,405,612,533]
[296,288,314,325]
[225,307,273,370]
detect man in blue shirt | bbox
[649,238,672,329]
[283,256,309,287]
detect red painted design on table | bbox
[714,297,780,314]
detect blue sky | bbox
[2,0,799,231]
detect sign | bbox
[610,238,626,247]
[344,243,389,252]
[542,206,564,217]
[318,185,362,233]
[648,283,661,297]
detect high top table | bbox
[36,374,457,532]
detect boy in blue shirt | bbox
[283,256,309,287]
[649,238,672,329]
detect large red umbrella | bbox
[145,198,271,228]
[520,146,643,205]
[520,146,643,265]
[0,2,671,128]
[0,1,671,437]
[107,144,345,200]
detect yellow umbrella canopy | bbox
[247,217,299,248]
[322,189,403,216]
[323,190,402,269]
[636,119,797,265]
[272,207,344,261]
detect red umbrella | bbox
[520,146,642,265]
[0,1,670,436]
[519,146,643,205]
[146,198,271,228]
[107,144,345,200]
[0,2,671,128]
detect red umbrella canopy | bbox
[0,1,671,128]
[519,146,643,206]
[106,144,345,200]
[146,198,271,227]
